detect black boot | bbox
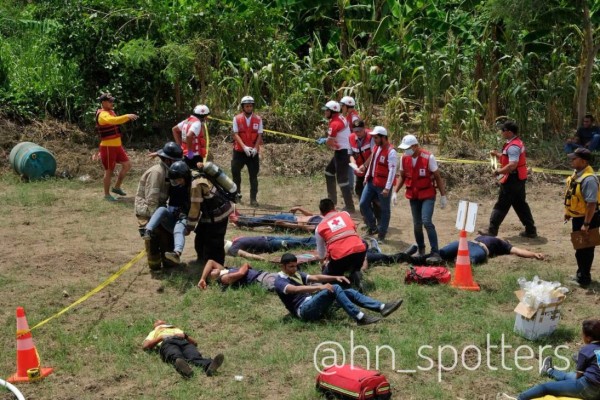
[326,175,338,205]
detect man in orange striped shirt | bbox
[95,92,138,201]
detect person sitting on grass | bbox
[365,236,545,267]
[230,206,323,232]
[498,318,600,400]
[224,235,317,261]
[142,320,224,379]
[198,259,278,291]
[142,161,191,265]
[274,253,403,326]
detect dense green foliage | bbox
[1,0,599,149]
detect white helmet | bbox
[322,100,341,113]
[369,126,388,136]
[340,96,356,107]
[240,96,255,105]
[193,104,210,116]
[399,134,419,149]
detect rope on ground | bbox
[24,250,146,336]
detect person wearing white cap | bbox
[358,126,398,241]
[340,96,361,192]
[172,105,210,170]
[232,96,263,207]
[395,134,447,263]
[322,100,355,212]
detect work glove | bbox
[243,145,252,157]
[440,195,448,209]
[186,150,195,159]
[249,147,258,157]
[316,137,327,145]
[392,191,398,206]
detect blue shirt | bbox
[274,271,310,316]
[474,236,512,257]
[577,342,600,385]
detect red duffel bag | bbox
[404,266,451,284]
[316,364,392,400]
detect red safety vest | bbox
[233,113,261,152]
[368,144,393,188]
[345,109,360,127]
[316,211,366,260]
[95,109,121,140]
[349,133,373,173]
[180,116,207,158]
[402,150,436,200]
[499,136,528,183]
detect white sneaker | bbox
[165,251,181,265]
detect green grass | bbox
[0,171,592,400]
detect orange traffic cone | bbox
[450,230,480,291]
[7,307,53,383]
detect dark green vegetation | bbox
[1,0,599,152]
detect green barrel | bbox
[9,142,57,180]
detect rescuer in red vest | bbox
[358,126,398,242]
[315,198,366,290]
[478,121,537,238]
[341,96,361,192]
[172,105,209,170]
[395,134,448,264]
[231,96,263,207]
[323,100,355,213]
[95,92,139,201]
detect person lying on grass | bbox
[365,236,545,267]
[224,234,317,261]
[142,320,224,379]
[498,318,600,400]
[229,206,323,232]
[198,259,277,291]
[274,253,403,326]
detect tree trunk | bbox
[576,0,597,126]
[338,0,349,59]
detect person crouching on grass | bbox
[498,318,600,400]
[142,320,224,378]
[274,253,403,326]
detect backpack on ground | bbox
[315,365,391,400]
[404,266,451,285]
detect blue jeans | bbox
[359,181,392,235]
[147,206,187,253]
[236,213,296,228]
[266,236,317,251]
[439,241,488,264]
[519,370,600,400]
[409,198,439,253]
[298,285,382,321]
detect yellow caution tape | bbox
[205,122,210,160]
[436,157,573,176]
[208,116,315,142]
[26,250,146,334]
[208,116,573,176]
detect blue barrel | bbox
[9,142,57,180]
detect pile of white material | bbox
[517,276,569,310]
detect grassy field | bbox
[0,169,598,400]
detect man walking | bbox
[323,100,355,212]
[359,126,398,241]
[95,92,138,201]
[479,121,537,238]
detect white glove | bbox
[249,147,258,157]
[392,191,398,206]
[243,145,252,157]
[440,195,448,209]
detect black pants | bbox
[572,213,600,285]
[159,338,212,371]
[184,155,203,171]
[324,250,366,276]
[489,175,536,234]
[231,150,259,202]
[366,249,406,265]
[195,218,228,264]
